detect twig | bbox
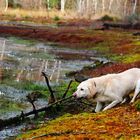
[42,71,56,103]
[62,80,73,99]
[0,95,73,129]
[23,95,73,117]
[78,100,94,107]
[29,130,96,139]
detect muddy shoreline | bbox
[0,22,140,77]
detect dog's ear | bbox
[88,81,96,98]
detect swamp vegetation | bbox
[0,14,140,139]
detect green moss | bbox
[134,99,140,110]
[110,54,140,63]
[1,80,48,91]
[31,51,55,59]
[8,36,37,46]
[0,97,27,113]
[91,42,110,53]
[122,54,140,63]
[54,81,78,99]
[133,40,140,46]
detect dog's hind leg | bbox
[131,79,140,103]
[121,95,131,104]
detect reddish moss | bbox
[80,61,140,77]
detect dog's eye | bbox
[81,88,84,91]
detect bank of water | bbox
[0,36,107,139]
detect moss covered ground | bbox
[17,101,140,140]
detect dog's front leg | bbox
[103,100,121,111]
[95,101,103,112]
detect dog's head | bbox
[73,79,96,99]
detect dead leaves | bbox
[16,104,140,140]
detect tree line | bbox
[0,0,140,19]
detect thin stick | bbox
[62,80,73,99]
[0,40,6,61]
[29,131,96,140]
[42,71,56,103]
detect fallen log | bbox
[0,73,94,130]
[133,32,140,36]
[0,95,73,130]
[103,22,140,30]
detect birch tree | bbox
[94,0,98,14]
[109,0,114,12]
[4,0,8,12]
[47,0,50,10]
[77,0,82,13]
[133,0,137,14]
[102,0,105,13]
[124,0,128,15]
[61,0,66,12]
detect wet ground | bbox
[0,21,140,139]
[0,36,107,139]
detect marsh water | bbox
[0,36,107,139]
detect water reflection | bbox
[0,37,95,85]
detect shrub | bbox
[100,15,114,21]
[53,16,60,21]
[125,14,139,24]
[100,15,119,22]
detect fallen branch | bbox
[133,32,140,36]
[42,71,56,103]
[0,95,73,130]
[62,80,73,99]
[29,130,96,139]
[103,22,140,30]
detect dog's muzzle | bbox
[73,92,77,97]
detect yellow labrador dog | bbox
[73,68,140,112]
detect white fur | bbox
[73,68,140,112]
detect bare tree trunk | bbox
[61,0,66,13]
[4,0,8,12]
[133,0,137,14]
[77,0,82,13]
[47,0,50,10]
[86,0,90,17]
[38,0,42,10]
[94,0,98,14]
[124,0,128,16]
[109,0,114,12]
[102,0,105,13]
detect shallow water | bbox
[0,36,107,139]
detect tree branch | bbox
[42,71,56,103]
[30,130,96,139]
[62,80,73,99]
